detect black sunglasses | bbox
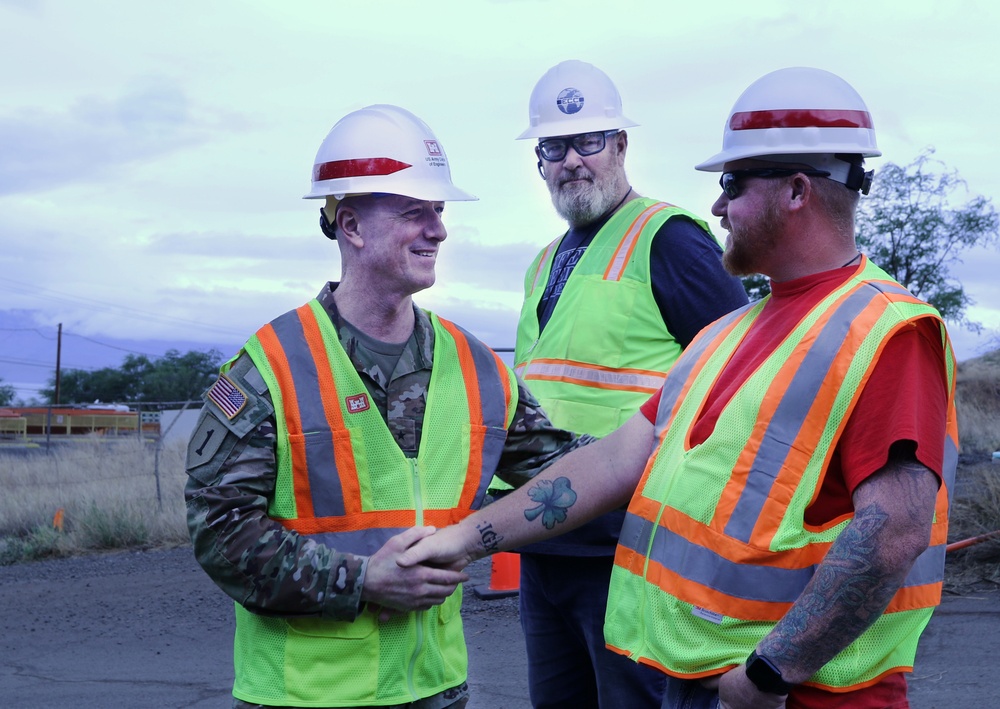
[719,168,831,199]
[537,130,620,162]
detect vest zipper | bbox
[406,458,424,701]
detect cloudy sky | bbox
[2,0,998,402]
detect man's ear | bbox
[615,130,628,163]
[336,204,364,247]
[787,173,812,212]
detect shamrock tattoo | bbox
[524,476,578,530]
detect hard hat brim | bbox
[516,116,638,140]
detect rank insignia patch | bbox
[207,374,248,419]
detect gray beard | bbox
[550,171,629,227]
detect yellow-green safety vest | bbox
[231,300,516,707]
[605,259,958,691]
[515,197,712,437]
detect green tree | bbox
[140,349,223,402]
[857,148,999,331]
[0,378,15,407]
[41,349,223,405]
[740,273,770,302]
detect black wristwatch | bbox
[745,649,794,695]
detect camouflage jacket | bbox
[185,283,586,622]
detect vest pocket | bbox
[565,277,638,360]
[283,611,379,702]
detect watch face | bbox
[746,651,793,695]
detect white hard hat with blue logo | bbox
[517,60,638,140]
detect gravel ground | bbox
[0,546,997,708]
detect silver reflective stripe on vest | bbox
[723,287,875,542]
[270,309,347,518]
[943,435,958,506]
[655,302,757,437]
[445,319,511,510]
[519,360,667,392]
[867,280,913,298]
[310,527,409,555]
[903,543,946,588]
[620,512,945,604]
[618,511,814,603]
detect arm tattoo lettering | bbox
[523,476,578,530]
[476,521,503,553]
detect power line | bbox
[0,356,98,371]
[1,323,222,361]
[0,277,248,338]
[0,327,57,338]
[63,332,162,358]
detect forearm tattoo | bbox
[523,476,578,530]
[476,521,503,553]
[760,455,935,679]
[762,502,894,671]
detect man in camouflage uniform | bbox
[185,105,585,709]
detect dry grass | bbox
[0,437,189,564]
[945,347,1000,591]
[955,348,1000,455]
[946,461,1000,592]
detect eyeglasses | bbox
[719,168,831,199]
[537,130,620,162]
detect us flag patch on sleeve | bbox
[207,374,248,419]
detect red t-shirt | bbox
[639,265,949,708]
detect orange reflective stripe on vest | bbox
[603,202,673,281]
[437,317,513,512]
[528,239,560,294]
[253,304,512,551]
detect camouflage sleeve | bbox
[184,353,368,622]
[493,373,596,488]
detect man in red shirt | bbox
[400,68,956,709]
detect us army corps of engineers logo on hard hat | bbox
[423,139,446,168]
[556,88,584,115]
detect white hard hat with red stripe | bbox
[304,104,476,201]
[695,67,881,172]
[516,60,638,140]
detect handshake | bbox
[359,523,484,621]
[359,472,587,619]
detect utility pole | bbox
[54,323,62,405]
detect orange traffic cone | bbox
[473,552,520,599]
